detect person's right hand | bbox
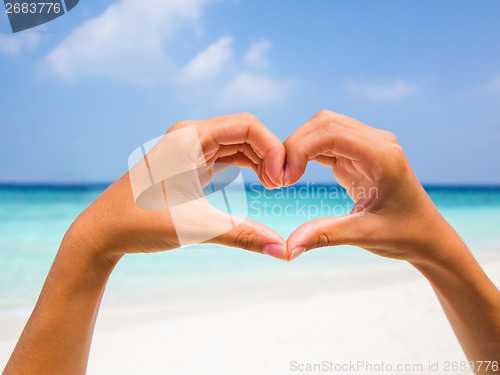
[284,110,467,264]
[284,110,500,369]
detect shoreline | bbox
[1,249,499,338]
[2,257,500,374]
[85,259,498,375]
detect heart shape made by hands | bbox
[128,110,427,264]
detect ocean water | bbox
[1,184,500,312]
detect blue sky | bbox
[1,0,500,184]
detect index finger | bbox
[284,110,381,146]
[284,113,384,185]
[199,113,286,188]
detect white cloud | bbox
[44,0,292,108]
[346,79,418,99]
[243,38,271,68]
[45,0,209,85]
[181,36,233,83]
[216,72,293,108]
[0,33,39,55]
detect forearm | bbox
[411,236,500,372]
[3,229,120,375]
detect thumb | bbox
[209,217,288,261]
[286,212,371,261]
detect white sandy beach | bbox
[2,252,499,375]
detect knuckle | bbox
[382,130,399,144]
[234,226,255,249]
[321,119,341,136]
[314,109,334,119]
[315,230,333,248]
[382,143,408,175]
[388,143,405,160]
[168,120,192,133]
[237,112,259,123]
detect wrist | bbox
[410,227,469,271]
[62,217,124,278]
[409,227,484,291]
[404,200,470,268]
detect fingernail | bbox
[263,244,287,261]
[283,165,290,187]
[289,246,306,261]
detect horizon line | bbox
[1,182,500,190]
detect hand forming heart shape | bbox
[8,110,498,375]
[85,110,451,268]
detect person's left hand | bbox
[66,113,289,263]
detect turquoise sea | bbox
[1,184,500,313]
